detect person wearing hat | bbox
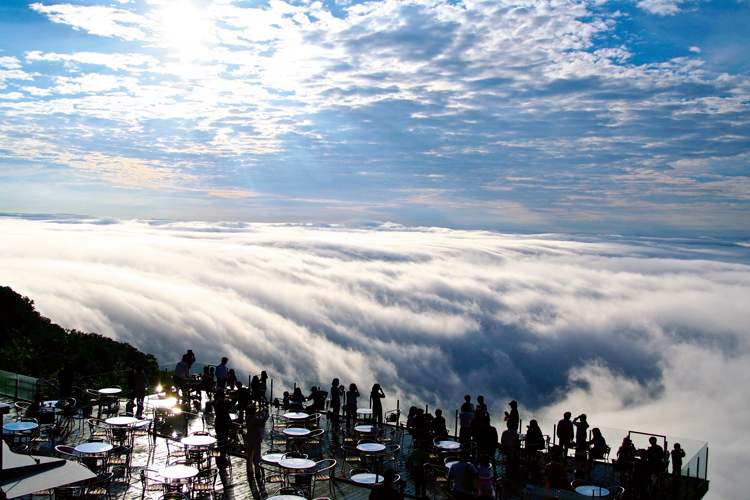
[504,400,519,431]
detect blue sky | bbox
[0,0,748,235]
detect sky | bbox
[0,0,749,235]
[1,216,749,499]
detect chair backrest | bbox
[274,486,306,497]
[55,445,79,459]
[283,452,309,459]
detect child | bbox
[671,443,685,475]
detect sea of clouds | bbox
[1,216,748,499]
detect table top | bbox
[351,473,383,484]
[354,425,379,433]
[105,416,139,426]
[261,452,285,463]
[75,442,113,454]
[181,435,217,447]
[435,440,461,450]
[357,443,386,453]
[147,397,177,408]
[357,408,374,415]
[271,496,309,500]
[97,387,122,395]
[40,400,59,408]
[160,465,199,480]
[279,458,316,469]
[283,412,309,420]
[575,486,610,497]
[3,422,39,431]
[283,427,311,437]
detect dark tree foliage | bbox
[0,286,159,390]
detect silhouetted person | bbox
[406,440,431,498]
[329,378,344,431]
[671,443,685,475]
[474,414,499,464]
[432,408,448,436]
[369,468,402,500]
[588,427,607,460]
[544,451,569,490]
[476,454,495,500]
[557,412,574,453]
[226,368,237,390]
[370,383,386,426]
[645,436,664,463]
[344,383,359,428]
[525,419,545,452]
[448,450,479,500]
[458,402,474,443]
[235,381,251,422]
[500,420,520,471]
[213,388,232,441]
[133,363,147,418]
[504,400,519,431]
[572,414,589,450]
[307,386,328,413]
[215,357,229,389]
[245,402,270,487]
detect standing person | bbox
[458,402,474,444]
[215,357,229,389]
[185,350,196,369]
[475,395,488,416]
[406,440,431,499]
[557,412,574,455]
[133,364,148,419]
[476,455,495,500]
[250,375,262,402]
[448,450,479,500]
[504,400,519,431]
[572,414,589,450]
[258,371,269,401]
[213,389,233,442]
[370,383,386,427]
[245,402,270,488]
[173,354,191,399]
[330,378,344,431]
[671,443,685,475]
[474,414,499,466]
[345,383,359,429]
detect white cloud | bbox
[30,3,151,41]
[0,217,747,498]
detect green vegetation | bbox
[0,286,159,392]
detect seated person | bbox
[524,419,545,452]
[588,428,607,460]
[617,437,637,463]
[26,392,45,419]
[306,386,328,413]
[644,436,665,463]
[289,387,306,410]
[432,408,448,436]
[544,452,569,490]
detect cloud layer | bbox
[0,0,748,233]
[1,216,747,498]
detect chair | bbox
[340,445,362,474]
[107,444,133,480]
[282,451,309,459]
[86,418,109,442]
[571,479,593,489]
[139,468,165,500]
[54,444,77,459]
[259,462,285,488]
[192,468,219,500]
[312,459,337,499]
[157,494,189,500]
[426,464,450,496]
[306,428,325,450]
[54,486,83,500]
[166,440,186,461]
[211,437,234,480]
[81,471,114,500]
[288,470,315,498]
[273,486,306,497]
[608,485,625,499]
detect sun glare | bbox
[157,0,213,52]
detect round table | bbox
[160,464,199,480]
[181,435,217,447]
[105,416,139,426]
[279,458,316,470]
[40,400,59,408]
[575,486,610,497]
[271,496,308,500]
[3,422,39,432]
[283,427,311,437]
[283,412,309,420]
[262,452,285,463]
[435,440,461,450]
[355,425,379,433]
[351,473,383,485]
[357,408,374,416]
[357,443,386,453]
[75,442,113,454]
[97,387,122,395]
